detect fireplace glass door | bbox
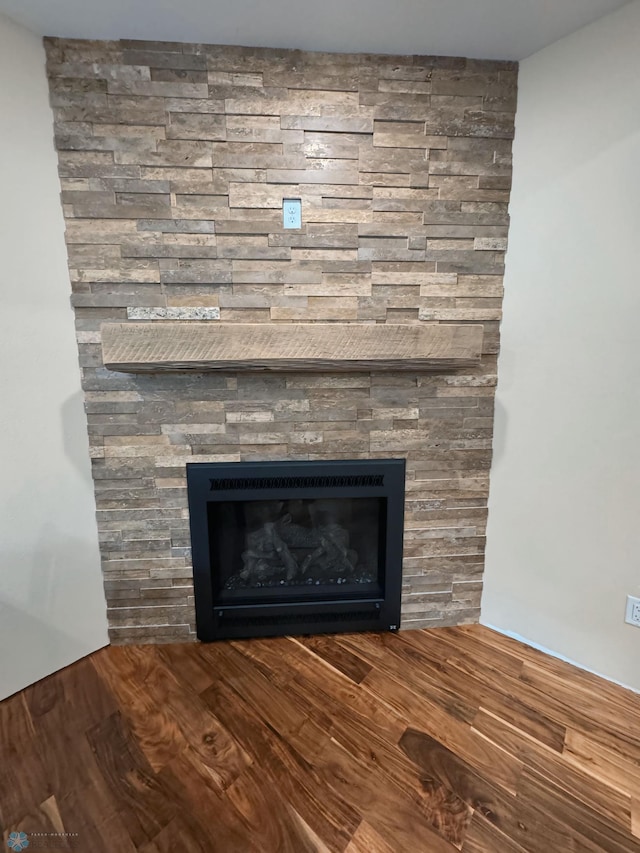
[209,496,385,603]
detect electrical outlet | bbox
[625,595,640,627]
[283,198,302,229]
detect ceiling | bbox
[0,0,631,61]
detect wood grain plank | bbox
[24,674,136,853]
[226,763,334,853]
[410,626,525,679]
[154,750,262,853]
[461,811,528,853]
[400,728,505,827]
[85,710,176,847]
[564,729,640,795]
[463,625,640,722]
[473,709,633,831]
[310,735,459,852]
[0,693,50,828]
[225,765,298,852]
[395,630,567,751]
[632,799,640,840]
[286,806,334,853]
[520,661,640,760]
[138,811,238,853]
[232,636,406,742]
[428,628,634,759]
[101,321,484,372]
[242,642,472,845]
[91,646,190,772]
[295,634,373,684]
[132,646,252,791]
[200,675,360,851]
[518,767,640,853]
[359,666,523,794]
[202,641,311,737]
[344,820,397,853]
[339,631,479,724]
[155,643,217,694]
[400,728,618,853]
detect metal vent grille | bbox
[217,608,381,627]
[209,474,384,492]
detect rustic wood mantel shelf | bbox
[101,323,483,373]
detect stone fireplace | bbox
[45,37,517,643]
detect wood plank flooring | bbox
[1,625,640,852]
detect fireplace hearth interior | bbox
[187,459,405,640]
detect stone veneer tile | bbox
[127,307,221,320]
[45,36,517,643]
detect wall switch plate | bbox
[283,198,302,229]
[625,595,640,627]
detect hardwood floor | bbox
[2,625,640,852]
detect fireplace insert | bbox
[186,458,405,641]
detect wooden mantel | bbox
[100,323,483,373]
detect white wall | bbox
[0,13,109,699]
[483,0,640,691]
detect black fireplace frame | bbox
[186,458,405,641]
